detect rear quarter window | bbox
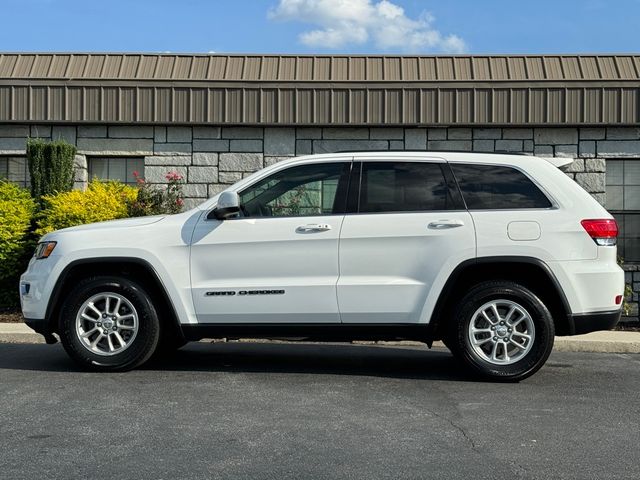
[451,163,552,210]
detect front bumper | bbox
[24,317,58,344]
[567,309,622,335]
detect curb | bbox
[1,323,639,354]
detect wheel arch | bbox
[45,257,185,342]
[428,256,574,341]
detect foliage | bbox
[127,171,185,217]
[0,182,36,308]
[26,138,77,203]
[35,180,138,236]
[617,255,634,316]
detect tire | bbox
[448,281,555,382]
[59,276,160,372]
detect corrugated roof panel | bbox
[138,88,154,122]
[31,87,47,120]
[120,56,140,79]
[173,56,193,80]
[472,57,491,80]
[189,56,209,80]
[579,57,600,79]
[31,55,53,77]
[314,57,331,80]
[225,57,244,80]
[332,57,348,81]
[403,89,419,123]
[84,55,106,77]
[191,88,207,123]
[242,57,261,80]
[489,57,509,80]
[566,88,582,123]
[154,56,176,78]
[332,89,348,123]
[401,57,418,81]
[597,57,619,79]
[13,55,35,77]
[261,57,278,80]
[208,56,227,80]
[507,57,527,80]
[418,57,437,80]
[436,57,454,80]
[297,89,314,123]
[525,57,545,80]
[137,56,158,78]
[384,57,401,81]
[562,57,581,80]
[349,57,366,81]
[48,55,70,77]
[544,57,564,80]
[102,55,122,77]
[421,89,437,123]
[367,57,383,80]
[0,55,18,77]
[454,57,472,80]
[616,56,637,78]
[350,89,366,123]
[297,57,314,81]
[368,89,384,123]
[279,57,296,80]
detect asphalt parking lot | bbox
[0,342,638,480]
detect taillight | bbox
[580,219,618,246]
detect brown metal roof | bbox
[0,53,639,126]
[1,53,640,81]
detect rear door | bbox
[337,159,476,324]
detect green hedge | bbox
[27,138,76,203]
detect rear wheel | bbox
[448,281,554,381]
[59,276,160,371]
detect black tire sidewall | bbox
[454,282,555,381]
[59,276,160,371]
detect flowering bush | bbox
[127,171,185,217]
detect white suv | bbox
[20,152,624,380]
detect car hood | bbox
[52,215,167,234]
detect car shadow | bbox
[0,341,476,382]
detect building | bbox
[0,53,639,317]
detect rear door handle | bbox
[428,220,465,229]
[296,223,332,233]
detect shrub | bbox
[0,182,36,308]
[128,171,185,217]
[35,180,138,236]
[27,138,76,203]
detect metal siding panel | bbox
[226,89,242,122]
[418,57,437,80]
[120,56,140,78]
[528,89,545,123]
[279,89,295,123]
[332,57,348,81]
[0,55,18,76]
[173,88,189,122]
[262,89,277,123]
[507,57,527,80]
[261,57,278,80]
[297,90,314,123]
[119,87,136,122]
[137,56,158,78]
[421,89,438,124]
[566,88,583,124]
[67,87,83,121]
[297,57,314,81]
[367,57,383,80]
[475,89,491,123]
[602,88,620,123]
[85,87,101,122]
[386,89,401,123]
[103,87,119,121]
[85,55,106,77]
[403,89,419,124]
[472,57,490,80]
[384,57,401,81]
[454,57,472,80]
[439,89,455,123]
[584,89,602,123]
[368,90,384,123]
[156,88,172,122]
[456,89,473,123]
[493,89,509,123]
[401,57,419,81]
[437,57,454,80]
[547,89,564,123]
[315,90,331,123]
[511,89,527,123]
[13,55,35,77]
[244,89,260,123]
[102,56,123,77]
[13,87,29,120]
[279,57,296,80]
[620,88,638,123]
[191,88,207,122]
[490,57,509,80]
[525,57,545,80]
[49,87,65,121]
[190,57,209,80]
[0,87,11,120]
[332,89,348,123]
[31,87,47,121]
[350,89,366,124]
[138,88,154,122]
[243,57,261,80]
[209,89,225,123]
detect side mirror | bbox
[209,191,241,220]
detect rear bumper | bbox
[567,309,622,335]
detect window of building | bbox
[606,159,640,262]
[88,157,144,185]
[0,156,29,187]
[239,162,350,217]
[358,162,457,213]
[451,164,552,210]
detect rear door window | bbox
[451,163,552,210]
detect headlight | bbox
[34,241,57,259]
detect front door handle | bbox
[296,223,332,233]
[428,220,465,230]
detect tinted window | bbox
[359,162,456,213]
[239,162,349,217]
[451,164,552,209]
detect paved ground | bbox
[0,343,638,480]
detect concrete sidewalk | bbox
[1,322,639,353]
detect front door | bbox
[190,160,351,323]
[337,159,476,323]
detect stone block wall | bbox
[1,123,639,321]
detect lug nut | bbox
[97,322,102,327]
[500,321,505,325]
[491,326,496,330]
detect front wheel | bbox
[448,281,555,381]
[59,276,160,371]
